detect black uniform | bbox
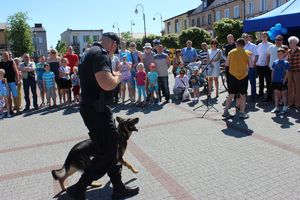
[78,43,123,188]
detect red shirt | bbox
[64,53,79,72]
[136,71,147,86]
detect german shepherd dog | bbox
[51,116,139,191]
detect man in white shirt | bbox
[256,32,273,101]
[267,35,284,69]
[242,33,258,101]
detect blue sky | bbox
[0,0,201,48]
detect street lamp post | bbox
[112,22,121,39]
[131,20,135,38]
[153,13,163,34]
[134,4,147,39]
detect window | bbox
[83,35,90,42]
[35,37,43,44]
[203,0,207,8]
[249,1,254,15]
[224,8,230,18]
[202,16,206,25]
[234,5,240,18]
[37,49,43,56]
[73,36,78,45]
[215,11,221,21]
[93,35,99,42]
[175,19,180,33]
[260,0,267,12]
[184,19,187,29]
[191,19,195,27]
[167,22,171,34]
[197,18,200,27]
[208,14,212,25]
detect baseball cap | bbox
[153,39,161,45]
[102,32,120,46]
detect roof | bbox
[244,0,300,32]
[65,29,103,32]
[0,23,7,30]
[190,3,204,16]
[163,8,196,22]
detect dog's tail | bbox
[51,167,66,180]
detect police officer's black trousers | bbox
[78,103,123,188]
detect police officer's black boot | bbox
[66,181,87,200]
[112,183,139,200]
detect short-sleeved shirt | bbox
[71,74,80,86]
[182,47,197,63]
[288,47,300,72]
[267,45,282,68]
[35,62,45,80]
[19,62,35,79]
[256,42,273,66]
[78,43,112,101]
[136,71,146,86]
[228,48,251,80]
[147,71,158,86]
[272,59,290,83]
[244,42,258,67]
[64,53,79,72]
[142,51,155,72]
[42,71,55,88]
[224,43,236,57]
[154,53,169,77]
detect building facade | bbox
[165,0,289,35]
[163,9,196,35]
[32,23,48,58]
[0,23,8,57]
[60,29,103,56]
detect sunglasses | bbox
[275,39,283,41]
[51,51,56,54]
[211,43,218,45]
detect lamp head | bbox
[134,8,138,14]
[153,17,156,20]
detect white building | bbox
[60,28,103,56]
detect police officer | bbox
[67,32,139,200]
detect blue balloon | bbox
[270,35,275,41]
[273,30,280,37]
[270,27,276,33]
[281,27,288,34]
[275,23,282,31]
[267,31,272,37]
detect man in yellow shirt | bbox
[223,38,252,119]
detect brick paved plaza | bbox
[1,74,300,200]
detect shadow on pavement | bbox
[21,104,79,117]
[221,117,253,138]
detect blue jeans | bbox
[157,76,170,101]
[248,68,257,98]
[23,78,38,108]
[137,85,146,100]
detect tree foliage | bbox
[213,18,243,45]
[161,34,179,49]
[7,12,34,57]
[178,27,212,49]
[55,40,67,56]
[142,34,161,47]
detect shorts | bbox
[7,82,18,97]
[0,88,7,96]
[36,80,44,91]
[227,73,248,95]
[121,78,131,84]
[59,78,71,89]
[148,85,158,92]
[272,82,287,91]
[46,87,56,100]
[72,85,80,96]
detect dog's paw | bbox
[132,169,139,174]
[90,181,102,188]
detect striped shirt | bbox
[288,47,300,72]
[42,71,55,88]
[199,50,208,65]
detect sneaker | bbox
[271,107,280,113]
[280,106,288,114]
[239,112,249,119]
[112,186,139,200]
[297,129,300,132]
[6,113,11,118]
[222,111,233,119]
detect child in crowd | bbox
[187,58,201,79]
[271,48,290,114]
[136,62,147,105]
[147,63,159,104]
[71,66,80,104]
[42,64,57,107]
[189,67,201,102]
[118,52,132,104]
[0,69,11,118]
[58,58,71,105]
[172,49,184,77]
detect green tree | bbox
[7,12,34,57]
[121,31,133,42]
[55,40,67,55]
[213,18,243,45]
[161,34,179,49]
[178,27,212,49]
[142,34,161,47]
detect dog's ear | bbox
[116,116,124,123]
